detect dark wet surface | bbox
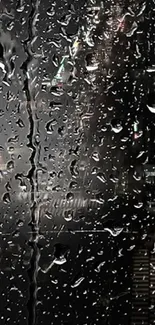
[0,0,155,324]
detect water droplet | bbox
[71,277,85,288]
[85,52,98,71]
[95,261,106,273]
[44,211,53,220]
[63,210,73,222]
[16,118,25,128]
[134,202,143,209]
[6,160,14,171]
[104,227,123,237]
[3,192,11,203]
[69,181,78,189]
[66,192,74,201]
[45,120,54,134]
[111,123,123,134]
[54,256,67,265]
[147,104,155,113]
[47,6,55,17]
[5,182,11,191]
[97,172,106,183]
[92,151,100,162]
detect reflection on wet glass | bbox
[0,0,155,324]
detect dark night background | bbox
[0,0,155,324]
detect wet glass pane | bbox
[0,0,155,324]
